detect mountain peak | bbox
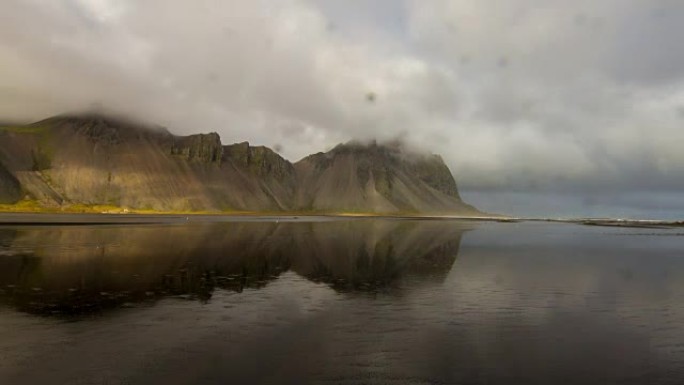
[36,113,171,143]
[331,139,403,154]
[294,139,476,214]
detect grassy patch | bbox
[0,202,431,217]
[0,200,48,213]
[0,201,226,215]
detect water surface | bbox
[0,218,683,384]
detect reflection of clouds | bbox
[0,271,342,385]
[326,222,684,382]
[443,223,684,367]
[0,221,682,383]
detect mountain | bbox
[0,113,480,215]
[0,114,297,211]
[296,141,477,213]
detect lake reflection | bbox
[1,219,684,385]
[0,219,467,315]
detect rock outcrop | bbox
[0,161,21,204]
[223,142,298,209]
[295,141,478,214]
[224,142,295,181]
[171,133,223,163]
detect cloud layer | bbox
[2,0,684,198]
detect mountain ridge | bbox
[0,114,480,215]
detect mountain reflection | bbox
[0,220,470,316]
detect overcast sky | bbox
[1,0,684,217]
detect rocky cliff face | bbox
[223,142,295,181]
[409,154,462,199]
[0,114,480,214]
[294,141,478,214]
[222,142,298,209]
[0,115,292,211]
[0,161,21,204]
[171,133,223,163]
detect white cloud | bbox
[1,0,684,196]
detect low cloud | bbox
[1,0,684,195]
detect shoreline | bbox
[0,211,681,228]
[0,211,504,225]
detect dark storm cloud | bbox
[1,0,683,194]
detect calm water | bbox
[0,218,683,384]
